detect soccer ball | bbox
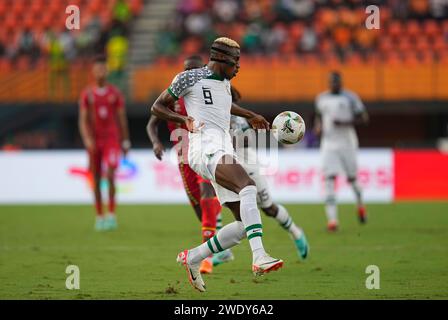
[272,111,306,144]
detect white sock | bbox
[325,178,338,224]
[326,203,338,224]
[239,185,266,261]
[274,204,303,240]
[188,221,245,264]
[216,212,223,230]
[351,180,363,207]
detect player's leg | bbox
[198,178,235,270]
[261,203,309,260]
[214,156,283,275]
[324,175,338,231]
[248,164,309,259]
[178,162,202,222]
[199,179,220,243]
[198,179,223,273]
[89,149,105,231]
[104,146,120,230]
[342,148,366,224]
[104,166,118,230]
[322,148,339,231]
[177,213,245,292]
[178,156,282,291]
[210,195,235,267]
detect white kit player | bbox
[314,71,369,232]
[151,37,283,292]
[226,87,309,261]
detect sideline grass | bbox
[1,203,447,299]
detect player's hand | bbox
[333,119,343,126]
[183,116,204,133]
[333,120,351,127]
[248,114,270,130]
[85,138,95,152]
[153,142,165,161]
[121,140,131,158]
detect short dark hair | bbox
[93,54,107,64]
[330,71,341,79]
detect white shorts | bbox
[321,147,358,178]
[237,147,273,208]
[188,130,240,204]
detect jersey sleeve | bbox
[347,91,365,114]
[79,89,89,110]
[115,89,125,110]
[315,94,324,114]
[167,71,191,100]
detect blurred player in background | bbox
[314,71,369,232]
[146,55,230,274]
[79,55,131,231]
[229,87,309,260]
[151,37,283,292]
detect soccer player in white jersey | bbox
[226,87,309,260]
[314,71,369,232]
[151,37,283,292]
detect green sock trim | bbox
[212,235,223,252]
[207,239,216,253]
[247,232,263,240]
[245,224,262,232]
[282,217,292,229]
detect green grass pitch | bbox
[1,203,447,299]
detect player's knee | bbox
[242,178,256,189]
[200,182,215,198]
[262,205,277,217]
[233,177,256,194]
[325,195,336,204]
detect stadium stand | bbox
[0,0,143,101]
[0,0,448,103]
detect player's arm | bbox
[313,111,322,136]
[333,111,369,127]
[335,92,369,127]
[231,103,269,130]
[146,115,165,160]
[151,91,199,132]
[117,108,131,156]
[78,102,94,152]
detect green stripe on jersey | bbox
[167,88,179,100]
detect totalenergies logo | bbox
[69,158,138,193]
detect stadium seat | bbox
[407,20,420,38]
[387,21,402,39]
[424,20,440,39]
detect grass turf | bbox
[0,203,447,299]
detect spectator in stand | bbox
[17,27,40,66]
[113,0,132,25]
[430,0,448,20]
[77,15,103,58]
[300,23,318,53]
[106,30,129,96]
[213,0,239,22]
[48,31,70,101]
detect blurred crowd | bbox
[156,0,448,63]
[0,0,141,72]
